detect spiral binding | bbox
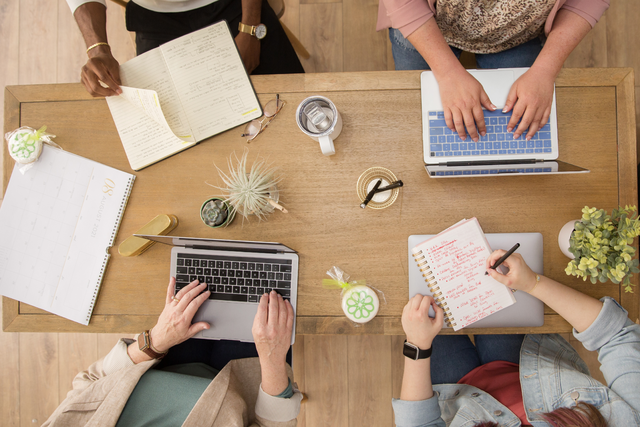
[412,250,457,328]
[86,176,136,323]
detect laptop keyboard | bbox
[428,110,553,158]
[174,253,293,303]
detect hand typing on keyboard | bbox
[127,278,210,363]
[503,67,555,141]
[252,291,294,396]
[437,67,497,142]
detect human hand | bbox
[81,45,122,97]
[401,294,443,350]
[486,250,539,292]
[438,68,497,142]
[252,291,293,395]
[235,32,261,74]
[149,278,210,353]
[503,68,555,140]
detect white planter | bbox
[558,220,579,259]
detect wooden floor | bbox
[1,0,638,426]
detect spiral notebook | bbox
[410,218,516,330]
[0,146,135,325]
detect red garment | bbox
[458,361,532,426]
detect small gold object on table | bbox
[118,214,178,256]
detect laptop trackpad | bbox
[468,70,514,109]
[197,301,258,342]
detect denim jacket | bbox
[392,297,640,426]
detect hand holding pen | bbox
[485,245,541,294]
[485,243,520,275]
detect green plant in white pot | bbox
[565,206,640,293]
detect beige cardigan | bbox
[43,339,302,427]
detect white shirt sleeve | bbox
[102,338,136,375]
[255,383,303,422]
[65,0,107,15]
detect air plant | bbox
[209,149,286,221]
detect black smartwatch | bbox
[403,340,432,360]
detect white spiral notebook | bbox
[410,218,516,331]
[0,146,135,325]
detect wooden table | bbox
[3,69,638,334]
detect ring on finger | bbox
[172,296,180,303]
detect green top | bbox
[116,363,217,427]
[116,363,293,427]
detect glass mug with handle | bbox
[295,96,343,156]
[241,94,285,142]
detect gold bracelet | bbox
[86,42,110,55]
[528,274,541,293]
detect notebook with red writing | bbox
[410,218,516,331]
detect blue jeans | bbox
[389,27,543,70]
[430,334,525,384]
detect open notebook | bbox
[0,146,135,325]
[410,218,516,330]
[106,21,262,171]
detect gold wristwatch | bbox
[137,330,168,359]
[238,22,267,40]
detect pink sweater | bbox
[377,0,610,39]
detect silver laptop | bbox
[408,232,544,328]
[421,68,589,177]
[137,234,299,344]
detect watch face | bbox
[255,24,267,40]
[403,342,419,360]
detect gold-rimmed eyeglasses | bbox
[241,94,285,142]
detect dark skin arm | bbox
[74,0,263,93]
[73,2,122,97]
[236,0,262,74]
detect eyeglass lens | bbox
[243,120,262,139]
[264,98,284,117]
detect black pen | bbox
[485,243,520,275]
[360,179,382,209]
[374,180,403,193]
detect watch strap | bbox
[238,22,257,36]
[137,330,168,360]
[403,340,432,360]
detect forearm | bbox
[241,0,262,26]
[260,362,290,396]
[530,10,592,79]
[400,358,433,401]
[406,18,466,80]
[73,2,109,47]
[529,275,603,333]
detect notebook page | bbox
[414,218,515,331]
[106,95,195,171]
[118,86,192,142]
[0,146,135,325]
[160,21,262,141]
[118,48,193,139]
